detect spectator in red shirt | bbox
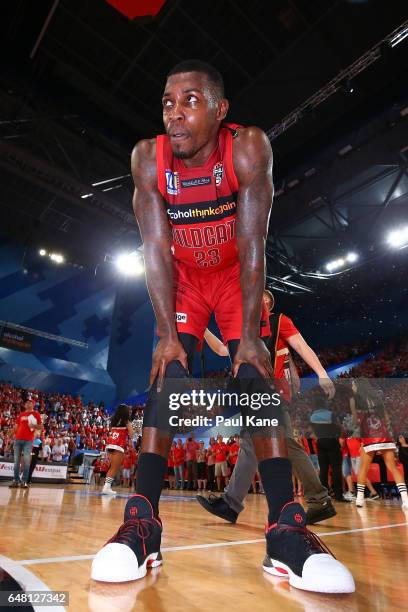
[228,434,240,472]
[122,447,134,488]
[167,441,176,490]
[173,439,185,490]
[184,434,199,490]
[214,434,229,491]
[9,392,42,489]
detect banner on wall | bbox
[0,460,68,483]
[0,325,33,353]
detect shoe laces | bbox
[279,524,336,558]
[107,518,157,557]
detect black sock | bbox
[258,457,293,525]
[135,452,167,516]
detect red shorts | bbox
[362,438,396,453]
[172,260,271,342]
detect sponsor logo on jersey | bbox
[213,162,223,186]
[175,312,187,323]
[166,199,236,223]
[165,169,179,195]
[181,176,211,188]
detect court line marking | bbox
[0,554,65,612]
[62,488,196,502]
[16,521,408,566]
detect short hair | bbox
[167,59,225,99]
[264,289,275,309]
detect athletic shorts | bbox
[171,260,271,343]
[122,468,130,479]
[362,438,396,453]
[197,462,206,479]
[214,461,229,477]
[342,456,352,478]
[106,444,125,453]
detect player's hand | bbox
[150,337,188,392]
[319,375,335,400]
[232,338,273,379]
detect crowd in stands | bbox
[0,382,143,462]
[1,332,408,496]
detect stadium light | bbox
[387,227,408,248]
[346,252,358,263]
[49,253,65,264]
[115,252,144,276]
[39,249,47,256]
[325,257,345,272]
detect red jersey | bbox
[15,411,41,441]
[106,427,128,452]
[359,413,390,439]
[156,124,240,272]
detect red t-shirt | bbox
[185,440,199,461]
[274,315,299,380]
[214,442,228,462]
[15,411,41,441]
[123,454,133,469]
[228,442,239,465]
[346,437,362,458]
[173,447,185,467]
[168,451,175,468]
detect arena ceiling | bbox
[1,0,407,293]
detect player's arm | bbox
[288,353,301,395]
[132,139,187,389]
[287,333,335,399]
[232,127,273,378]
[204,329,229,357]
[126,422,134,437]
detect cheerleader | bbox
[102,404,133,495]
[350,379,407,510]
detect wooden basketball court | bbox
[1,483,407,611]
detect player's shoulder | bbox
[232,125,272,176]
[233,125,271,153]
[131,137,157,177]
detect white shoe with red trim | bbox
[263,502,355,593]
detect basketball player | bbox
[350,380,408,510]
[103,404,133,495]
[92,60,354,593]
[198,290,338,524]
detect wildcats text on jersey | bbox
[172,219,236,249]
